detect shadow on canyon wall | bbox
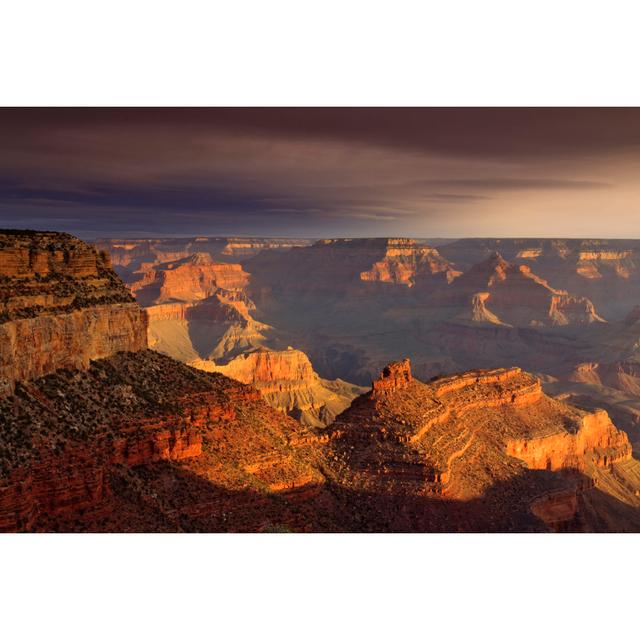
[34,462,640,534]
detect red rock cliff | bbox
[0,231,147,397]
[359,238,460,287]
[130,252,250,304]
[193,347,365,427]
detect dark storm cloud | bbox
[0,108,639,237]
[3,108,640,159]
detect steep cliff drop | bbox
[127,252,274,362]
[0,230,147,397]
[0,231,323,532]
[3,231,640,532]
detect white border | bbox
[3,0,640,106]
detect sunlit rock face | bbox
[129,253,250,305]
[0,349,325,533]
[192,347,366,427]
[4,230,640,533]
[320,359,640,532]
[359,238,460,287]
[0,232,324,532]
[0,231,147,397]
[121,248,365,427]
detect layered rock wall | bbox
[0,231,147,397]
[506,409,632,471]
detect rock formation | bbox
[123,248,364,426]
[0,349,324,532]
[130,253,250,305]
[445,252,604,327]
[437,238,640,320]
[193,347,366,427]
[320,359,640,531]
[126,251,274,363]
[4,230,640,532]
[359,238,460,287]
[0,231,147,397]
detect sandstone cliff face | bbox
[0,231,147,397]
[0,233,327,533]
[5,230,640,532]
[359,238,460,287]
[191,347,366,427]
[124,249,365,427]
[130,253,250,305]
[505,409,632,471]
[125,250,274,364]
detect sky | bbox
[2,108,640,239]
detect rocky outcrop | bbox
[359,238,460,287]
[446,252,604,327]
[125,250,275,364]
[320,359,640,531]
[0,231,146,397]
[437,238,640,320]
[192,347,366,427]
[0,304,147,397]
[372,358,413,394]
[0,230,136,319]
[506,409,632,471]
[130,253,250,305]
[0,349,324,532]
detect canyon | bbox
[122,248,364,425]
[3,230,640,531]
